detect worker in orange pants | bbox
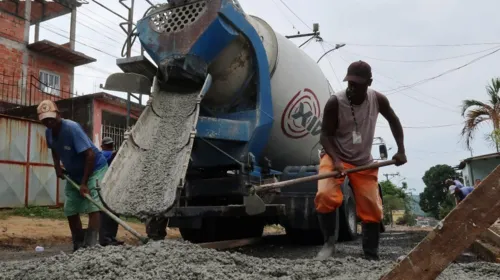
[316,61,407,261]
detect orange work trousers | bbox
[314,154,383,223]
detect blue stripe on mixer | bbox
[218,1,274,161]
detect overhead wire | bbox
[384,47,500,94]
[325,41,500,48]
[336,52,460,113]
[277,0,312,31]
[271,0,299,31]
[340,45,500,63]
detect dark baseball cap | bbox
[343,60,372,84]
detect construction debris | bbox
[1,239,499,280]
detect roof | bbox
[68,92,145,112]
[458,152,500,169]
[27,40,96,67]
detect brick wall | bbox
[28,53,73,101]
[0,10,25,43]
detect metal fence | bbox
[0,70,75,112]
[101,121,127,147]
[0,114,64,208]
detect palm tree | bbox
[461,78,500,152]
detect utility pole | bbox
[92,0,143,128]
[383,173,400,182]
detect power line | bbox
[271,0,298,31]
[341,45,500,63]
[326,41,500,48]
[277,0,312,31]
[39,25,120,58]
[336,52,460,113]
[385,47,500,94]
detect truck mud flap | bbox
[99,76,210,219]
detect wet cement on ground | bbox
[100,91,199,218]
[1,236,499,280]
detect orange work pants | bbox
[314,154,383,223]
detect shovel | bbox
[244,160,397,216]
[63,174,150,244]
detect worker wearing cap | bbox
[449,185,474,205]
[316,61,407,260]
[37,100,108,251]
[99,136,124,246]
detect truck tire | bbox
[338,184,358,241]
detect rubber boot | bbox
[72,228,85,252]
[315,211,337,260]
[99,212,124,246]
[83,228,99,248]
[362,222,380,261]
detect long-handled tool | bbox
[244,160,397,216]
[63,174,149,244]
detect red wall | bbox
[0,10,73,106]
[91,99,141,145]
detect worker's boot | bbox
[99,212,124,246]
[362,222,380,261]
[72,228,85,252]
[315,211,337,260]
[83,228,99,248]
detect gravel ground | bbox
[1,230,499,280]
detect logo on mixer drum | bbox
[281,88,322,139]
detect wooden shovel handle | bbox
[255,160,397,193]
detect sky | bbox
[33,0,500,194]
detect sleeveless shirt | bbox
[331,88,380,166]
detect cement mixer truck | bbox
[100,0,388,244]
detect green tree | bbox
[419,164,458,219]
[380,180,411,225]
[461,77,500,152]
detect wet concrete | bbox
[100,91,199,218]
[1,231,499,280]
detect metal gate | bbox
[0,115,64,208]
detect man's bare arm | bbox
[377,92,405,154]
[51,150,64,178]
[320,96,342,164]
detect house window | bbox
[39,70,61,96]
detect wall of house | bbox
[468,157,500,185]
[92,99,141,146]
[0,9,74,108]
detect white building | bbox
[458,153,500,187]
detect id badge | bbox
[352,131,362,144]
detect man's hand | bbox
[55,167,64,179]
[333,160,346,178]
[80,184,90,197]
[392,152,407,166]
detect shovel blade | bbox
[244,195,266,216]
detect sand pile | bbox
[1,240,499,280]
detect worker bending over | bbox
[37,100,108,252]
[448,184,474,205]
[99,137,124,246]
[317,61,407,261]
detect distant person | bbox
[37,100,108,252]
[474,179,481,188]
[449,185,474,205]
[99,136,124,247]
[101,136,117,165]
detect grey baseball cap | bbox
[102,137,114,145]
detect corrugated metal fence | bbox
[0,114,64,208]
